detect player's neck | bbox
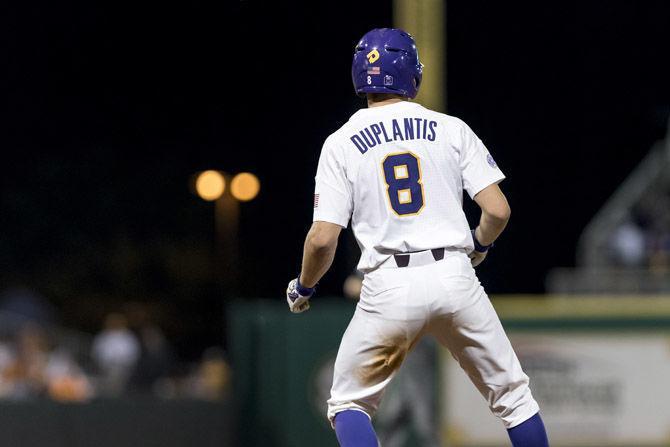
[366,94,409,108]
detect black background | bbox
[2,1,669,356]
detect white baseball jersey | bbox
[313,101,505,272]
[318,102,540,431]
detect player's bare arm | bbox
[474,183,511,244]
[470,183,511,267]
[300,221,342,287]
[285,221,342,314]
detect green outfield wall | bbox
[228,295,670,447]
[229,300,354,447]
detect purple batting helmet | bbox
[352,28,423,99]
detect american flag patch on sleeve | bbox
[313,193,320,208]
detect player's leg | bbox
[329,306,409,447]
[428,257,548,445]
[328,268,426,446]
[506,413,549,447]
[334,410,378,447]
[329,308,382,447]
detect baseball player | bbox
[286,28,549,447]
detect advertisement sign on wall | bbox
[442,333,670,446]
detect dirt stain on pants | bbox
[357,334,417,386]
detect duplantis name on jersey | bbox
[350,117,438,155]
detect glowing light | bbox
[195,170,226,201]
[230,172,260,202]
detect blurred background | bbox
[1,0,670,446]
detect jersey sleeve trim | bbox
[312,214,349,228]
[468,173,506,198]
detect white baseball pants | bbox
[327,249,539,429]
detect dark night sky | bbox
[1,1,669,353]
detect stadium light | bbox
[230,172,260,202]
[190,169,259,295]
[195,170,226,201]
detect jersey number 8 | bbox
[381,152,425,216]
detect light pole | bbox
[193,170,260,296]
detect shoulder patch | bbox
[486,153,498,168]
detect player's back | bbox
[313,101,504,272]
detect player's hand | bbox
[286,278,315,314]
[468,250,488,267]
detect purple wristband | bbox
[296,277,316,296]
[471,229,494,253]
